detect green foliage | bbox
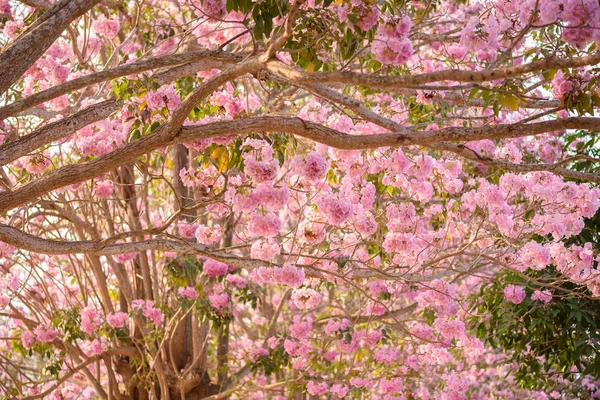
[164,255,203,286]
[249,341,290,376]
[52,308,85,343]
[470,267,600,389]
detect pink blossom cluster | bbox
[324,318,350,335]
[249,347,269,363]
[106,312,129,328]
[371,16,412,65]
[291,288,322,310]
[225,274,247,289]
[247,212,281,237]
[197,0,227,19]
[145,85,180,112]
[244,158,279,183]
[18,153,51,175]
[83,338,107,357]
[92,16,120,38]
[178,222,198,239]
[112,252,137,263]
[250,263,305,288]
[291,151,329,182]
[94,181,114,198]
[34,325,59,343]
[531,289,552,304]
[289,315,313,339]
[74,120,127,157]
[21,330,36,348]
[177,286,199,300]
[250,238,280,261]
[179,165,221,188]
[417,279,459,316]
[203,258,229,278]
[132,299,164,325]
[503,284,526,304]
[195,224,222,245]
[316,195,353,226]
[208,291,229,313]
[80,305,102,334]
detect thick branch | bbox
[0,224,452,282]
[0,115,598,213]
[0,50,240,120]
[266,53,600,88]
[0,0,101,95]
[0,100,117,166]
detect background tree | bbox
[1,0,600,398]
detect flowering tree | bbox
[1,0,600,398]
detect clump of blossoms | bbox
[504,284,526,305]
[371,16,413,65]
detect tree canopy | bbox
[1,0,600,398]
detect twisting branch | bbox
[0,50,241,120]
[0,115,599,213]
[265,53,600,88]
[0,0,102,95]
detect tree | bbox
[0,0,600,398]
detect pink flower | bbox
[0,295,9,309]
[307,381,328,396]
[131,299,146,311]
[145,85,180,112]
[84,338,107,357]
[113,252,137,263]
[329,384,349,398]
[249,347,269,362]
[198,0,227,19]
[179,222,199,239]
[531,289,552,304]
[253,183,289,212]
[195,224,222,245]
[34,325,59,343]
[248,212,281,237]
[274,263,305,288]
[209,292,230,312]
[80,305,101,334]
[244,158,278,183]
[355,213,377,236]
[324,318,350,335]
[355,5,380,31]
[371,36,412,65]
[552,70,574,100]
[291,288,322,310]
[178,286,199,300]
[203,258,229,278]
[143,305,164,325]
[519,241,551,271]
[251,238,280,261]
[377,16,411,39]
[94,181,114,198]
[318,196,353,226]
[504,284,526,304]
[21,153,51,174]
[225,274,247,289]
[374,345,401,365]
[294,151,328,182]
[289,315,313,339]
[21,331,36,348]
[447,44,467,59]
[107,312,129,328]
[132,299,164,325]
[92,16,119,37]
